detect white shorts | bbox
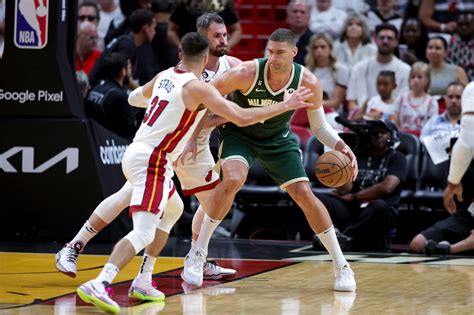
[122,142,175,215]
[174,143,220,195]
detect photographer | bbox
[315,119,407,251]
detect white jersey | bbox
[196,56,232,145]
[133,67,206,161]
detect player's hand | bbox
[443,182,463,215]
[174,138,197,167]
[283,87,313,110]
[339,144,358,181]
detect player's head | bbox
[267,28,297,73]
[196,13,228,57]
[181,32,210,67]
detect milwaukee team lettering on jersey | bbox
[230,58,303,139]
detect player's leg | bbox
[56,182,133,277]
[193,190,237,280]
[77,211,158,314]
[451,229,474,254]
[182,158,249,287]
[259,135,355,291]
[129,190,184,301]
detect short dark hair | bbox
[375,23,398,38]
[428,35,448,51]
[269,28,296,46]
[102,52,129,79]
[181,32,209,60]
[129,9,154,33]
[196,13,225,34]
[79,1,100,18]
[378,70,396,82]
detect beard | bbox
[210,45,228,57]
[378,46,394,56]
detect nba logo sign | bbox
[14,0,49,49]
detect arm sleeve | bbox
[128,86,150,108]
[447,115,474,184]
[307,107,342,149]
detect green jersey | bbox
[226,58,304,139]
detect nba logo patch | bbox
[14,0,49,49]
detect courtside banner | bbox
[0,119,102,239]
[0,0,84,118]
[89,120,128,197]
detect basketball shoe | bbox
[203,261,237,280]
[181,247,207,287]
[334,264,356,292]
[128,278,165,302]
[55,242,83,278]
[76,280,120,314]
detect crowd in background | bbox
[0,0,472,252]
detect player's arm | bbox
[128,71,164,108]
[210,60,255,96]
[301,69,358,179]
[184,80,313,127]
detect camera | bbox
[335,116,399,155]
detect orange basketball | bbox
[315,151,353,188]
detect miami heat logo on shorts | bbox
[14,0,48,49]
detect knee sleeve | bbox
[125,212,156,254]
[156,190,184,234]
[94,182,133,223]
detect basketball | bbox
[315,151,353,188]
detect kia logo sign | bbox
[0,147,79,174]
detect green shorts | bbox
[219,127,308,188]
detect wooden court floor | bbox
[1,240,474,314]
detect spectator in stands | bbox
[167,0,242,50]
[78,1,100,27]
[418,0,474,34]
[367,0,403,37]
[151,0,179,72]
[97,0,125,51]
[76,21,101,76]
[85,52,139,141]
[410,82,474,256]
[398,17,429,65]
[305,33,348,112]
[390,62,438,136]
[286,0,313,66]
[314,119,407,251]
[346,23,410,113]
[426,36,469,97]
[333,13,377,69]
[332,0,370,14]
[308,0,347,39]
[104,0,152,46]
[447,12,474,81]
[356,70,398,121]
[76,70,90,98]
[89,9,158,87]
[420,82,465,138]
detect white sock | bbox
[95,263,119,285]
[194,213,221,253]
[317,226,348,269]
[70,220,98,250]
[136,254,157,283]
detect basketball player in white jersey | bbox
[56,13,240,289]
[75,32,313,313]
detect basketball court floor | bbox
[1,238,473,314]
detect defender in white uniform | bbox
[75,31,314,314]
[56,14,240,284]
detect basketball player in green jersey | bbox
[181,28,359,292]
